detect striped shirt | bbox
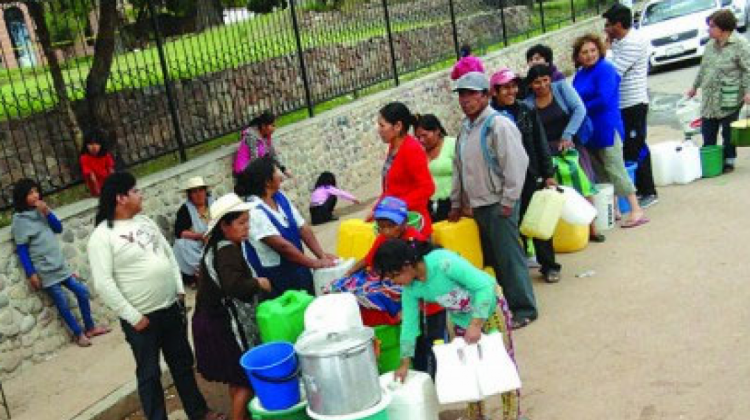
[609,30,650,109]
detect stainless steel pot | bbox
[295,326,381,415]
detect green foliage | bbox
[44,0,95,44]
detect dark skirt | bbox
[192,308,250,387]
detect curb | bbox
[71,371,173,420]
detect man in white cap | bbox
[87,172,224,420]
[448,71,538,329]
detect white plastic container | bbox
[307,388,391,420]
[673,142,702,184]
[304,292,362,333]
[312,258,355,296]
[379,371,439,420]
[650,141,679,186]
[558,186,597,225]
[520,188,565,240]
[592,183,615,231]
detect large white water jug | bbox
[592,183,615,231]
[650,141,679,186]
[673,142,702,184]
[379,371,439,420]
[312,258,355,296]
[559,186,597,225]
[304,292,362,333]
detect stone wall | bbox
[0,16,603,379]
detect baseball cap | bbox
[490,68,521,87]
[374,196,408,225]
[453,72,490,92]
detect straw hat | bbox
[181,176,209,191]
[205,193,252,237]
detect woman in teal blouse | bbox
[373,239,520,420]
[415,115,455,223]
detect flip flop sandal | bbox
[622,217,650,229]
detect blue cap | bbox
[374,196,408,225]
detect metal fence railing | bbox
[0,0,614,209]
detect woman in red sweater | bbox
[373,102,436,236]
[79,131,115,197]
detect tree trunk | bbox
[195,0,224,31]
[86,0,119,131]
[26,2,84,150]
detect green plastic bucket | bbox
[374,325,401,374]
[700,145,724,178]
[248,397,311,420]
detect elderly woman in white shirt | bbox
[235,156,335,299]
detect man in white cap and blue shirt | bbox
[448,71,538,329]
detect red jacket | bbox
[379,135,436,236]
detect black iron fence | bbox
[0,0,612,209]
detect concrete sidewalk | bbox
[0,181,381,420]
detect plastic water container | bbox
[313,258,356,296]
[337,219,377,261]
[432,218,483,269]
[552,219,589,253]
[700,145,724,178]
[379,371,439,420]
[258,290,314,343]
[673,142,702,184]
[375,325,401,374]
[592,183,615,231]
[304,293,362,333]
[650,141,679,186]
[558,186,597,225]
[240,342,301,411]
[675,97,701,135]
[617,161,638,215]
[248,396,311,420]
[520,188,565,240]
[307,390,391,420]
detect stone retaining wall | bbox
[0,17,602,379]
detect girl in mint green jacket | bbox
[373,239,520,420]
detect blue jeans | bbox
[46,277,95,337]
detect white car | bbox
[636,0,721,68]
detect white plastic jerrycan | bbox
[558,185,597,225]
[312,258,355,296]
[520,188,565,240]
[673,141,702,184]
[650,141,679,186]
[379,370,439,420]
[592,183,615,231]
[304,292,362,333]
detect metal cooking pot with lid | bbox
[295,326,381,416]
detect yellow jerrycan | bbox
[552,219,589,253]
[336,219,376,261]
[432,218,483,269]
[520,188,564,240]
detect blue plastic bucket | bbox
[617,161,638,214]
[240,342,300,411]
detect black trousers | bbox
[412,309,447,379]
[520,178,561,275]
[428,198,452,224]
[121,302,208,420]
[310,196,338,225]
[621,103,657,196]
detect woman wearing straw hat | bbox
[193,193,272,420]
[173,176,213,289]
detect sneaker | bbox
[638,194,659,209]
[526,256,541,269]
[544,270,561,283]
[723,164,735,173]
